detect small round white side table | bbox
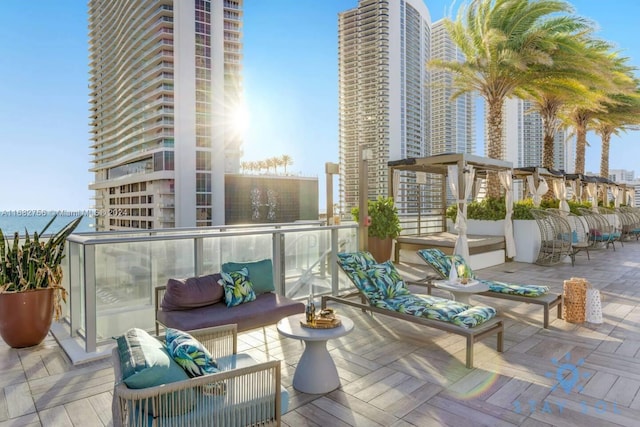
[433,279,489,304]
[276,313,354,394]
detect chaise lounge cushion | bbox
[338,251,497,328]
[336,252,381,302]
[161,274,224,311]
[157,292,305,332]
[479,280,549,297]
[417,248,550,297]
[451,306,498,328]
[365,261,411,299]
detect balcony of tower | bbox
[92,57,173,114]
[94,127,174,161]
[96,8,173,62]
[92,99,172,142]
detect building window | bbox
[196,173,211,192]
[196,194,212,206]
[196,151,211,170]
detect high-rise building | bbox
[338,0,431,213]
[430,19,475,156]
[88,0,243,231]
[503,98,570,171]
[609,169,635,183]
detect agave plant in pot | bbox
[0,215,82,348]
[351,196,401,262]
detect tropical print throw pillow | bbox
[219,267,257,307]
[165,328,218,377]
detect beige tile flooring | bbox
[2,241,640,426]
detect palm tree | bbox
[593,89,640,179]
[258,160,268,174]
[280,155,293,174]
[273,156,284,175]
[517,31,610,170]
[563,50,636,174]
[265,157,277,174]
[240,161,249,174]
[430,0,583,197]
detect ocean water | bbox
[0,211,95,235]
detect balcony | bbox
[5,239,640,426]
[56,222,358,361]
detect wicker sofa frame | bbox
[112,324,283,427]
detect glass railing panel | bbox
[282,228,332,300]
[337,226,359,292]
[93,238,194,340]
[215,233,273,265]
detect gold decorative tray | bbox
[300,317,342,329]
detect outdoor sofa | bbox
[155,259,304,335]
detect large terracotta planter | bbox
[368,236,393,263]
[0,288,55,348]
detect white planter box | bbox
[513,219,540,263]
[467,219,505,236]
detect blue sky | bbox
[1,0,639,210]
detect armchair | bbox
[112,324,286,426]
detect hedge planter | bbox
[467,219,505,236]
[513,219,540,263]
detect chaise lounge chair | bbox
[321,251,504,369]
[416,249,562,328]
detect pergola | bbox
[388,153,514,262]
[513,166,567,210]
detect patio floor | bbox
[2,241,640,426]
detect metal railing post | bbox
[83,244,97,354]
[272,231,285,295]
[68,242,82,338]
[194,237,204,277]
[331,227,339,295]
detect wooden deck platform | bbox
[396,232,506,269]
[2,243,640,426]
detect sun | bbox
[228,101,249,139]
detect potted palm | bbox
[351,196,401,262]
[0,215,82,348]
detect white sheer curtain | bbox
[569,180,580,201]
[526,175,549,207]
[474,177,483,200]
[392,169,400,201]
[552,179,570,214]
[448,165,474,261]
[585,182,598,211]
[498,170,516,258]
[629,188,636,206]
[612,185,621,208]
